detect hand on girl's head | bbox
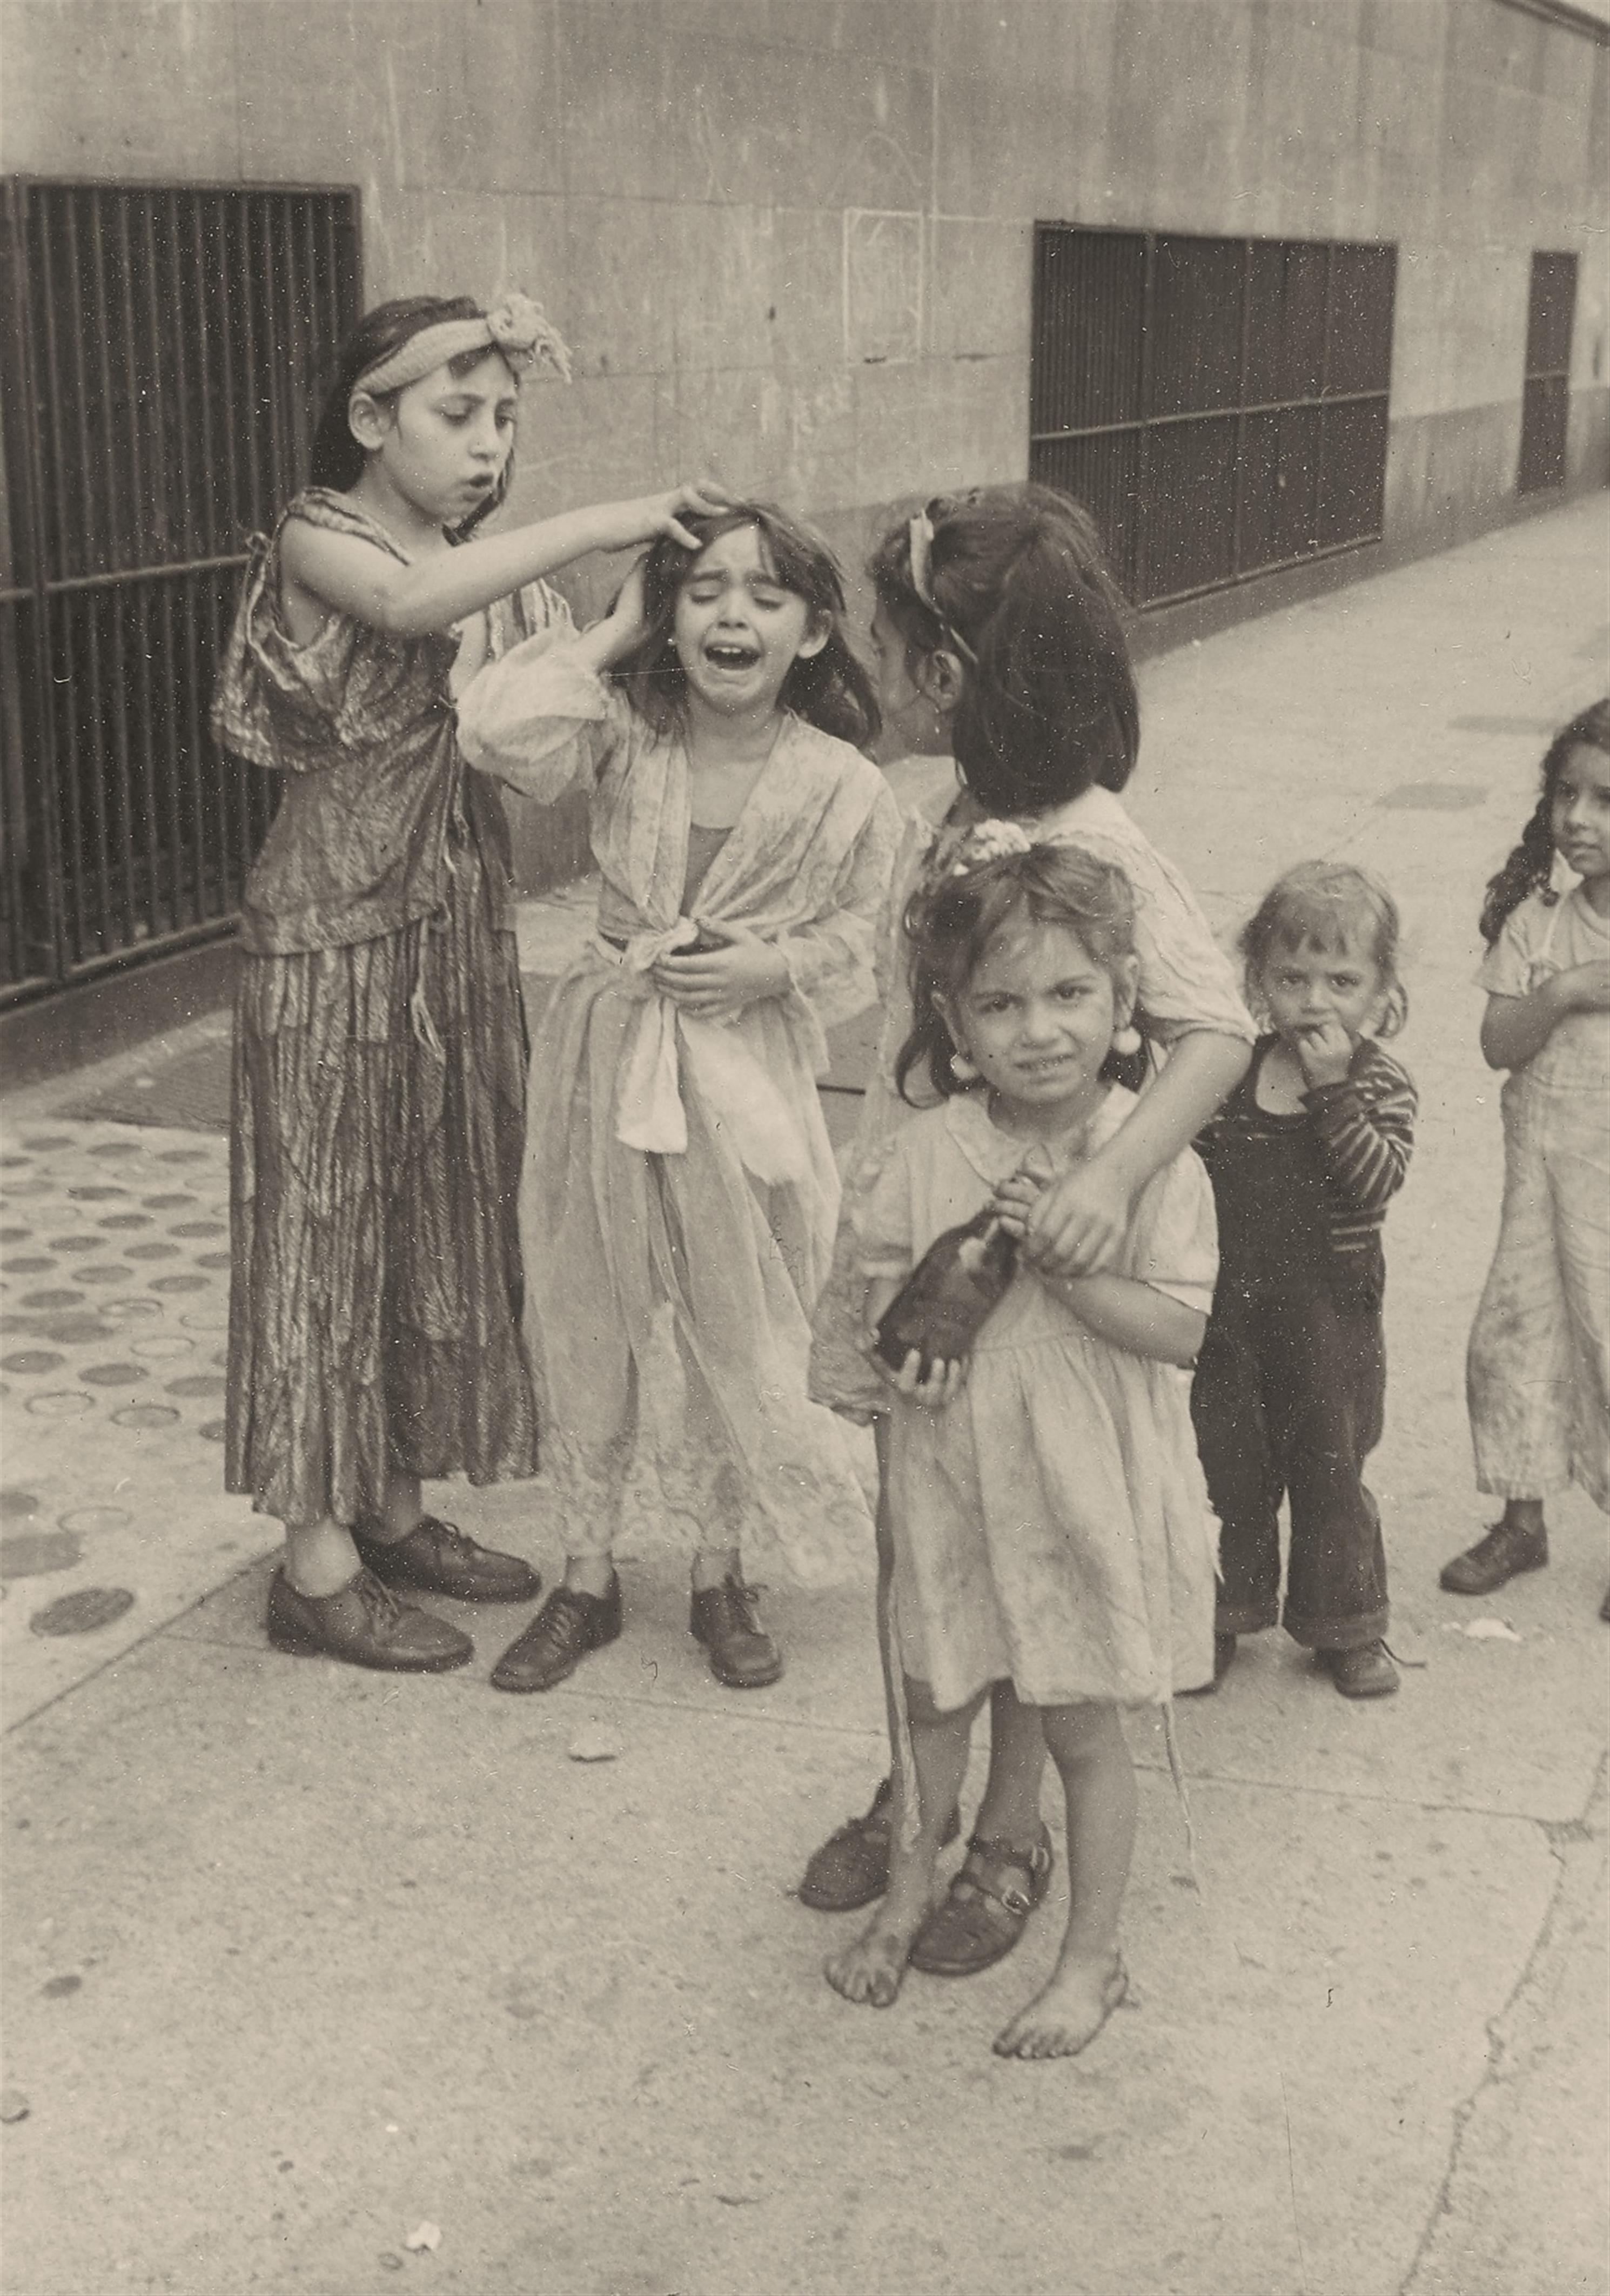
[655,481,735,551]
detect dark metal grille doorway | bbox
[1518,251,1576,495]
[0,179,360,1002]
[1030,226,1397,608]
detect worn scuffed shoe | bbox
[1439,1520,1548,1596]
[797,1776,961,1912]
[1324,1641,1399,1699]
[266,1568,474,1673]
[689,1576,784,1688]
[353,1516,541,1603]
[489,1577,622,1693]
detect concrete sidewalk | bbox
[2,498,1606,2295]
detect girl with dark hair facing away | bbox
[212,290,725,1674]
[1189,864,1417,1699]
[1439,701,1610,1616]
[457,503,901,1693]
[799,486,1253,1978]
[825,836,1219,2056]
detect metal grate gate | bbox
[1518,251,1577,495]
[0,179,360,1002]
[1030,226,1396,608]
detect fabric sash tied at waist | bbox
[596,927,810,1187]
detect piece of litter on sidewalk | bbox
[0,2089,30,2124]
[404,2221,441,2252]
[1440,1616,1522,1642]
[567,1725,623,1763]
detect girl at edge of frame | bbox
[1187,863,1417,1701]
[826,837,1220,2060]
[1439,700,1610,1617]
[211,288,726,1677]
[799,484,1253,1982]
[454,500,902,1696]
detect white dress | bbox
[1466,884,1610,1512]
[855,1089,1221,1708]
[457,637,903,1582]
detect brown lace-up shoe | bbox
[489,1577,622,1693]
[266,1568,474,1673]
[689,1576,783,1688]
[1439,1520,1548,1596]
[353,1516,540,1603]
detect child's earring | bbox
[949,1045,979,1083]
[1111,1021,1142,1057]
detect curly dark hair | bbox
[896,842,1139,1105]
[307,296,515,535]
[1479,699,1610,944]
[868,484,1138,813]
[608,501,881,749]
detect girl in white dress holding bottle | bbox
[826,833,1219,2057]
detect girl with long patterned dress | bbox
[212,291,722,1673]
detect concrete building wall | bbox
[3,0,1606,631]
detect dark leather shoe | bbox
[689,1576,783,1688]
[1440,1520,1548,1595]
[353,1516,540,1603]
[797,1775,961,1912]
[1324,1641,1399,1698]
[266,1568,474,1673]
[489,1577,621,1693]
[908,1825,1056,1976]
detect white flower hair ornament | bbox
[949,820,1034,876]
[352,291,574,401]
[484,293,573,382]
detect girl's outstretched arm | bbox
[1480,967,1610,1070]
[1024,1030,1250,1276]
[1046,1272,1205,1368]
[280,484,725,637]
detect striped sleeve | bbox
[1302,1048,1417,1218]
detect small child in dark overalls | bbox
[1189,864,1417,1699]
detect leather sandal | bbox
[796,1776,962,1912]
[908,1824,1055,1977]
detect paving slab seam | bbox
[1396,1750,1609,2296]
[0,1547,276,1739]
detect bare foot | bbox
[993,1949,1129,2060]
[825,1910,924,2008]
